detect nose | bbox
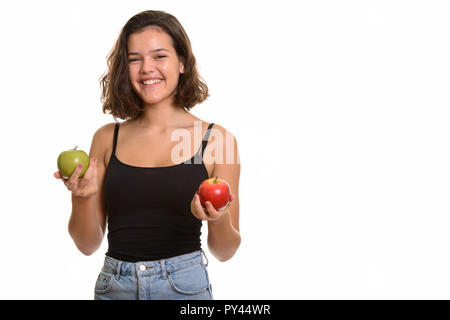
[140,57,156,74]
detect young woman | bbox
[54,10,241,300]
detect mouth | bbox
[140,79,163,88]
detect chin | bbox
[141,95,172,106]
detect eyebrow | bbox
[127,48,169,56]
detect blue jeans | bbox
[94,250,213,300]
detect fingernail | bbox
[78,164,83,168]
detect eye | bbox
[128,58,139,63]
[155,55,167,59]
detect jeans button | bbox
[140,265,146,271]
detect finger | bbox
[223,194,235,209]
[55,172,69,186]
[190,195,202,220]
[76,157,96,185]
[204,201,214,214]
[77,176,90,189]
[67,164,84,186]
[64,179,73,190]
[191,204,206,221]
[85,157,97,175]
[196,195,210,218]
[190,208,203,221]
[205,201,223,219]
[193,194,209,220]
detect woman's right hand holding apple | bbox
[54,157,98,198]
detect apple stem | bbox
[214,176,218,183]
[74,146,78,150]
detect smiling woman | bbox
[54,9,241,301]
[126,28,184,108]
[100,11,209,121]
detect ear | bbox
[179,57,185,74]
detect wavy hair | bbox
[100,10,209,121]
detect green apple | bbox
[57,146,90,179]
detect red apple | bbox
[198,176,231,211]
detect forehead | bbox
[127,26,174,52]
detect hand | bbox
[190,191,235,223]
[54,157,98,198]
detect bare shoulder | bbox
[92,122,118,149]
[210,123,238,145]
[94,122,117,139]
[90,122,117,167]
[213,122,235,138]
[205,123,240,166]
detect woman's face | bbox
[127,26,184,106]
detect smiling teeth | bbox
[142,79,162,85]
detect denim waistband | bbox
[102,250,208,279]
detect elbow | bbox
[218,256,232,262]
[77,244,99,256]
[216,236,241,262]
[68,230,100,256]
[217,249,239,262]
[79,246,96,256]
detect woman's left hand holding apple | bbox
[190,192,235,223]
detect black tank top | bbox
[104,122,214,262]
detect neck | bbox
[134,99,189,130]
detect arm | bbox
[207,170,240,261]
[66,124,111,255]
[190,124,242,261]
[207,196,241,262]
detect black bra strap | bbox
[192,122,214,164]
[201,123,215,152]
[112,123,119,155]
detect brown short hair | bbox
[100,10,209,121]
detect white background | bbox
[0,0,449,299]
